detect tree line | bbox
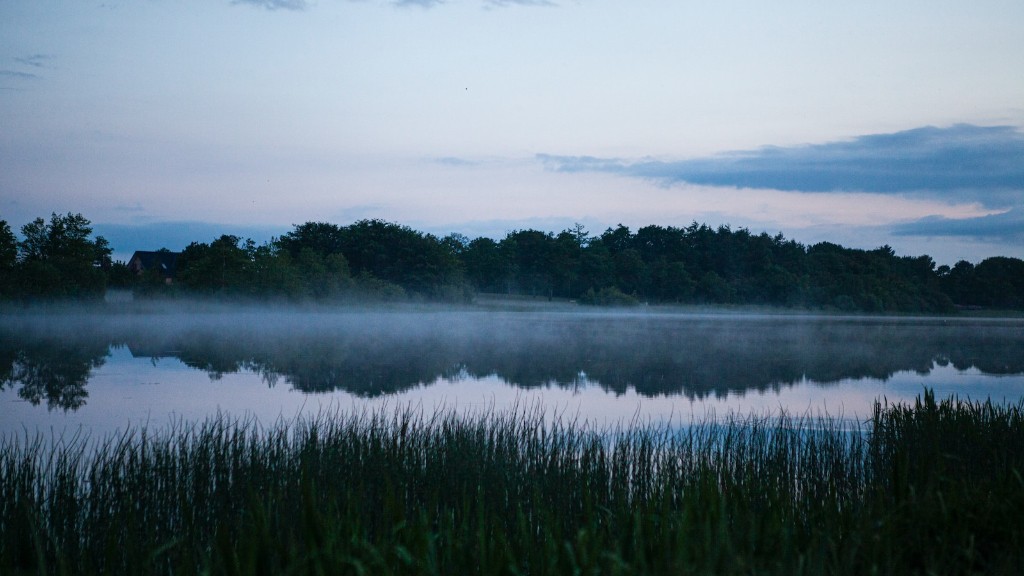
[1,213,113,300]
[2,213,1022,312]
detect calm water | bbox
[3,306,1024,438]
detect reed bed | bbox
[3,391,1023,575]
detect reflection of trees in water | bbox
[460,320,952,399]
[0,332,108,411]
[118,316,1024,400]
[3,314,1023,411]
[947,339,1024,374]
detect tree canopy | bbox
[2,213,111,300]
[2,213,1022,313]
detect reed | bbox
[2,392,1023,575]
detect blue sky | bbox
[1,0,1022,264]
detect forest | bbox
[2,212,1023,312]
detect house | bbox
[128,250,180,284]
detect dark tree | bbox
[13,213,110,299]
[971,257,1024,309]
[462,237,510,294]
[276,222,346,259]
[334,219,461,297]
[501,230,558,297]
[938,260,976,306]
[0,221,16,297]
[176,235,252,293]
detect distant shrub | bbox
[579,286,639,307]
[351,272,407,301]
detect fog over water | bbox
[2,303,1023,438]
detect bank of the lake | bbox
[2,391,1022,575]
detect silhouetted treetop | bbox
[2,214,1022,312]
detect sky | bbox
[1,0,1023,265]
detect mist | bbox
[4,302,1022,412]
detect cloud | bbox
[227,0,556,10]
[892,208,1024,242]
[1,55,51,85]
[392,0,445,7]
[431,156,480,167]
[486,0,556,7]
[230,0,310,10]
[393,0,555,7]
[540,125,1024,208]
[14,54,51,69]
[0,70,39,80]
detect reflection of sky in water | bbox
[4,346,1023,441]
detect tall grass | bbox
[3,392,1023,575]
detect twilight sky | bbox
[2,0,1023,264]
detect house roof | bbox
[128,250,180,277]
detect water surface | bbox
[3,307,1023,438]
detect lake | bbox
[3,305,1024,439]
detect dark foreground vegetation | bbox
[2,391,1023,575]
[3,213,1024,312]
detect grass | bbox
[2,391,1024,575]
